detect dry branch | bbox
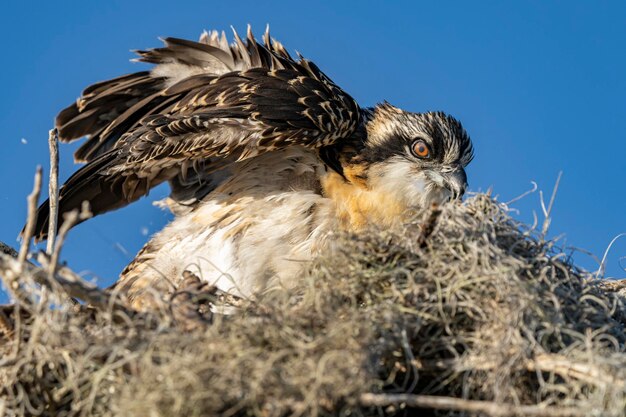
[36,253,114,310]
[46,128,59,255]
[17,166,42,264]
[529,353,626,389]
[359,393,586,417]
[48,204,91,278]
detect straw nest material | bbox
[0,194,624,417]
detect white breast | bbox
[122,147,336,298]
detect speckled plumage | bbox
[31,27,474,307]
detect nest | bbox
[0,194,625,417]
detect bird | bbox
[30,26,474,308]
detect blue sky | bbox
[1,1,625,300]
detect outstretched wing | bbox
[32,27,363,241]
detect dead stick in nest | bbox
[17,166,42,265]
[413,354,625,390]
[46,128,59,255]
[3,167,43,307]
[529,353,625,389]
[359,393,586,417]
[49,204,91,278]
[36,254,112,310]
[0,251,132,317]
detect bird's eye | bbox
[411,140,431,159]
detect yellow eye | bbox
[412,140,430,158]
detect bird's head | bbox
[345,102,474,211]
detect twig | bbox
[530,353,625,388]
[359,393,586,417]
[49,203,92,278]
[505,181,538,206]
[0,251,36,305]
[405,354,625,390]
[545,171,562,221]
[37,253,113,310]
[0,251,120,313]
[18,166,43,264]
[595,233,626,279]
[46,128,59,255]
[540,171,562,236]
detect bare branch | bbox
[46,128,59,255]
[37,253,113,310]
[49,203,92,278]
[0,251,125,314]
[546,171,562,221]
[529,353,625,389]
[541,171,563,236]
[359,393,586,417]
[0,253,35,308]
[505,181,538,206]
[409,353,625,390]
[595,233,626,279]
[18,166,42,264]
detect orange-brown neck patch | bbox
[321,169,408,231]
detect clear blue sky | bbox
[1,1,625,301]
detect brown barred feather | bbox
[56,72,167,162]
[31,26,364,241]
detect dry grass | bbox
[0,193,625,417]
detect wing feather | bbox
[32,27,364,241]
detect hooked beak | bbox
[444,168,467,200]
[424,167,468,201]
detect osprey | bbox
[31,27,474,308]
